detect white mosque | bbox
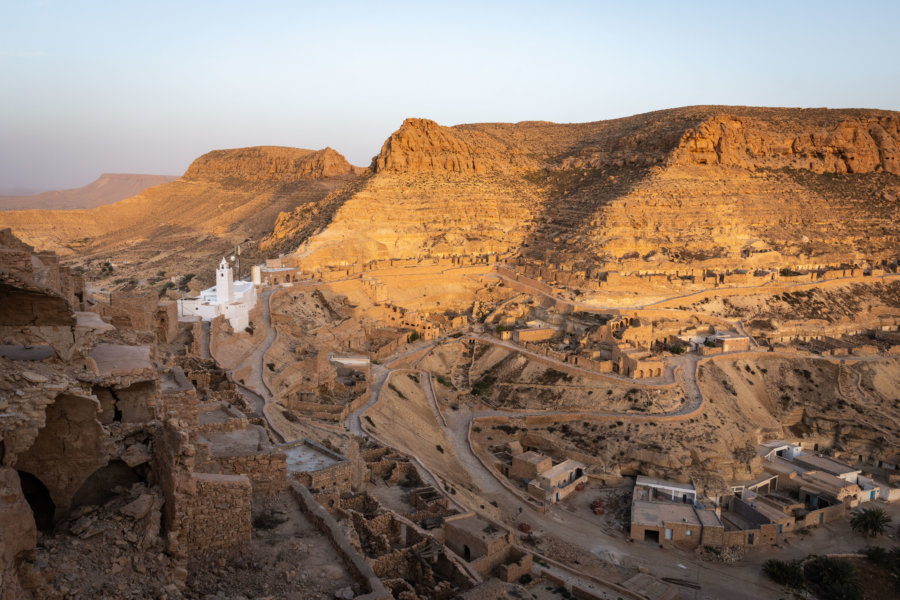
[177,258,258,331]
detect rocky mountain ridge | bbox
[285,106,900,274]
[0,173,178,211]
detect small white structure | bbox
[758,440,803,461]
[634,476,698,505]
[177,258,257,331]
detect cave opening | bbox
[70,460,145,511]
[17,470,55,531]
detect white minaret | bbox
[216,257,234,304]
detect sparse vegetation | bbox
[803,556,861,600]
[471,376,495,396]
[763,559,805,589]
[850,507,891,537]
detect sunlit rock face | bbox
[286,107,900,276]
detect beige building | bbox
[527,459,587,503]
[443,513,532,582]
[510,451,552,481]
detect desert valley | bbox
[1,106,900,600]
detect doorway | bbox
[17,471,55,531]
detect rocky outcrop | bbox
[185,146,361,182]
[671,111,900,174]
[373,118,537,174]
[294,107,900,274]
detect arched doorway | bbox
[70,460,144,511]
[17,471,55,531]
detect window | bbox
[686,530,692,536]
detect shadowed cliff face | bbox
[291,106,900,273]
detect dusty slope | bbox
[0,173,178,211]
[0,146,362,285]
[282,106,900,273]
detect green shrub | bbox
[850,507,892,537]
[803,556,861,600]
[763,559,804,589]
[471,376,495,396]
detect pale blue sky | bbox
[1,0,898,192]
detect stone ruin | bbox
[0,229,542,599]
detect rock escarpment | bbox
[289,107,900,275]
[2,107,897,286]
[0,146,363,285]
[185,146,363,182]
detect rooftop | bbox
[743,499,791,523]
[159,367,193,393]
[90,343,154,377]
[631,500,701,527]
[515,451,550,465]
[540,459,585,481]
[199,424,271,457]
[74,311,115,332]
[636,476,695,493]
[281,440,346,474]
[445,513,506,542]
[793,454,859,476]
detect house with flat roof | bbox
[793,455,861,483]
[510,451,551,481]
[527,459,587,503]
[630,500,723,548]
[443,513,532,582]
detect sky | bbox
[1,0,899,193]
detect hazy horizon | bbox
[2,0,899,192]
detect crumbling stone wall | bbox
[13,393,110,521]
[156,301,178,343]
[182,473,252,552]
[98,291,159,333]
[0,466,37,600]
[207,453,288,497]
[295,460,352,491]
[289,482,391,600]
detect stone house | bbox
[527,459,587,503]
[443,513,532,582]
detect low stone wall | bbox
[158,385,199,430]
[197,402,248,435]
[290,482,391,600]
[183,472,252,553]
[495,548,532,583]
[295,460,353,491]
[797,502,845,528]
[210,453,288,497]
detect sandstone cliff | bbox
[287,107,900,275]
[185,146,364,182]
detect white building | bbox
[177,258,258,331]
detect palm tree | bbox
[850,507,891,538]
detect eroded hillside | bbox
[281,107,900,281]
[0,146,362,287]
